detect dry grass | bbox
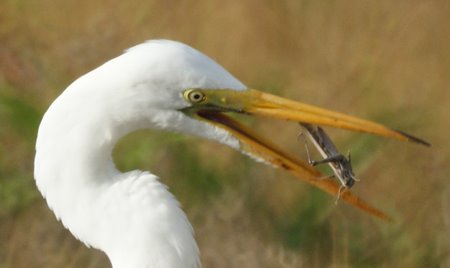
[1,0,449,267]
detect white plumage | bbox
[34,39,426,268]
[35,40,245,268]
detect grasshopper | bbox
[299,123,357,199]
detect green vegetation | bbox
[1,0,449,267]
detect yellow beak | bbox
[182,88,429,222]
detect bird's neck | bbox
[34,102,127,247]
[34,92,199,268]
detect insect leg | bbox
[312,154,346,166]
[303,138,318,166]
[334,185,347,205]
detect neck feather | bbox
[34,91,199,268]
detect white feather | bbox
[35,40,246,268]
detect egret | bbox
[34,40,428,268]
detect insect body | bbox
[300,123,357,191]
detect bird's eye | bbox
[185,90,206,103]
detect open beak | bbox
[182,88,429,221]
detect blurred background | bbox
[1,0,449,267]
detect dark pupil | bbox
[192,93,201,101]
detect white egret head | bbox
[34,39,427,268]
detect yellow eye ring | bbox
[185,89,206,103]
